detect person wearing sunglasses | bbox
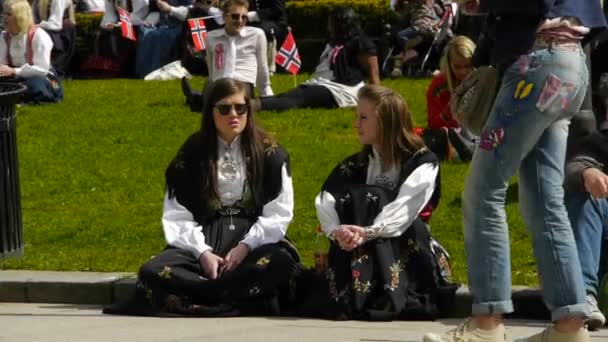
[104,78,300,317]
[181,0,273,112]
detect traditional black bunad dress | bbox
[31,0,76,77]
[0,26,63,103]
[304,147,457,320]
[104,132,301,316]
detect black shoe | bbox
[447,128,474,162]
[181,77,203,113]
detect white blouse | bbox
[0,29,53,78]
[315,149,438,239]
[162,136,294,259]
[205,26,273,96]
[33,0,72,31]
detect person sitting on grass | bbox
[0,0,63,103]
[31,0,77,78]
[422,35,477,162]
[181,0,273,113]
[250,6,380,113]
[103,78,300,317]
[309,84,457,320]
[134,0,192,78]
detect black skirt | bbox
[103,209,301,317]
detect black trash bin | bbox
[0,82,26,260]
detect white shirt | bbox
[162,136,293,258]
[205,26,273,96]
[83,0,106,12]
[32,0,72,31]
[0,29,53,78]
[100,0,149,27]
[315,149,438,239]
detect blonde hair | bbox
[440,35,476,92]
[36,0,76,26]
[5,0,34,34]
[358,85,425,170]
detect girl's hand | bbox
[199,251,225,280]
[222,243,250,273]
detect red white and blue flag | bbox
[118,8,136,41]
[275,31,301,75]
[188,18,207,51]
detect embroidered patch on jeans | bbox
[514,80,534,99]
[479,128,505,151]
[513,55,530,74]
[536,73,563,112]
[559,82,578,109]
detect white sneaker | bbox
[423,318,508,342]
[514,326,589,342]
[587,294,606,331]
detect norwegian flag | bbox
[188,18,207,51]
[275,31,301,75]
[118,8,136,41]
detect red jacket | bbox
[426,73,460,129]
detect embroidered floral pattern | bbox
[351,254,369,267]
[256,257,270,266]
[339,161,355,176]
[479,128,505,152]
[385,261,404,292]
[327,267,339,301]
[365,192,378,203]
[339,193,351,204]
[158,266,172,279]
[353,277,371,293]
[263,138,278,156]
[249,286,261,295]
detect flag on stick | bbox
[118,8,136,41]
[275,31,301,75]
[188,18,207,51]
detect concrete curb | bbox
[0,270,550,319]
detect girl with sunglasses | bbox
[104,78,300,317]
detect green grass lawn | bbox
[0,74,539,285]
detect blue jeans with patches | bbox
[566,192,608,298]
[463,43,589,321]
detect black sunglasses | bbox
[230,13,248,21]
[215,103,248,115]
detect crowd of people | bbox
[6,0,608,340]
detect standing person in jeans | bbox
[423,0,606,341]
[564,127,608,331]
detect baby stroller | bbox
[380,2,456,78]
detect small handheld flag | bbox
[188,18,207,51]
[118,8,136,41]
[275,31,301,75]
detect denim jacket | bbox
[476,0,607,69]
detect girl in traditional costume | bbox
[311,84,456,320]
[104,78,300,316]
[0,0,63,103]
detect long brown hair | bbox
[358,85,425,169]
[200,78,269,201]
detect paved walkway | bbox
[1,303,607,342]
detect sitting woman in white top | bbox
[309,85,457,320]
[181,0,273,112]
[254,7,380,112]
[103,78,300,317]
[31,0,76,77]
[0,0,63,103]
